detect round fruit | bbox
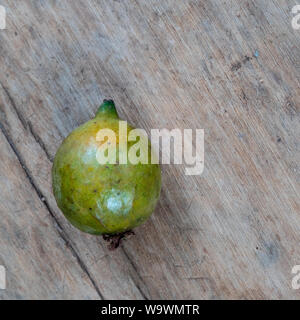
[52,100,161,247]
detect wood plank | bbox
[0,0,299,299]
[0,127,100,299]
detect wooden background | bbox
[0,0,299,299]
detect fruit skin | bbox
[52,100,161,235]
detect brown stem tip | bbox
[102,230,135,250]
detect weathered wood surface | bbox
[0,0,299,299]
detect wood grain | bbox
[0,0,299,299]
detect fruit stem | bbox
[95,99,119,119]
[102,230,135,250]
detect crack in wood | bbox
[0,82,54,163]
[0,83,28,131]
[121,247,149,300]
[27,121,53,162]
[0,121,104,300]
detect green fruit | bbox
[52,100,161,241]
